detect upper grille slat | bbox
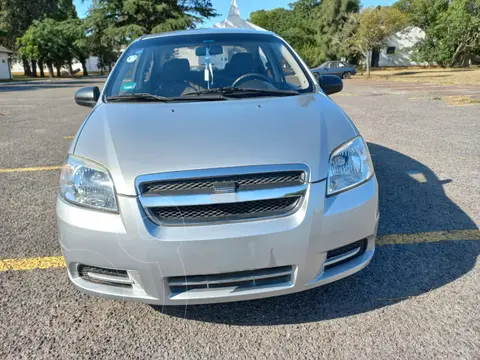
[141,171,305,196]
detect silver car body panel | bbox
[58,28,378,305]
[73,93,357,196]
[58,176,378,305]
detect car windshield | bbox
[105,32,314,100]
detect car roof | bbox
[140,28,276,41]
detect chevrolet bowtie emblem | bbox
[213,181,238,194]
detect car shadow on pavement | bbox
[155,143,479,325]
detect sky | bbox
[73,0,396,25]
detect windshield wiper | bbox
[105,93,171,102]
[105,92,226,103]
[183,87,300,98]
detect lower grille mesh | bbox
[149,197,301,225]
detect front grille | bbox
[149,197,301,225]
[168,265,293,294]
[137,165,308,226]
[141,171,305,196]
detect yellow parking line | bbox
[0,256,65,272]
[0,229,478,272]
[377,229,480,245]
[63,136,75,139]
[0,165,62,173]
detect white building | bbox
[0,46,13,80]
[371,27,427,67]
[212,0,265,31]
[11,56,103,75]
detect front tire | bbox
[342,71,352,79]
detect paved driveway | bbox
[0,79,479,359]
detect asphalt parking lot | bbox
[1,78,479,359]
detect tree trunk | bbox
[68,60,74,75]
[23,59,32,77]
[39,61,45,77]
[450,42,466,67]
[47,62,54,79]
[363,49,371,79]
[81,60,88,76]
[31,60,37,77]
[55,63,61,77]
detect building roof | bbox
[0,45,13,54]
[213,0,265,31]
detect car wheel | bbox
[313,72,320,80]
[342,71,352,79]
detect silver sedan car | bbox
[311,61,357,79]
[57,28,378,305]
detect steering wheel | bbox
[232,73,273,87]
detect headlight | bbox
[327,136,374,196]
[59,155,118,212]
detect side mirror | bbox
[75,86,100,108]
[319,75,343,95]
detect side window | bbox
[386,46,396,55]
[338,62,345,67]
[270,42,309,90]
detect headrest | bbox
[162,58,190,82]
[227,53,255,76]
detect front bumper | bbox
[57,177,379,305]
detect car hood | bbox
[74,93,357,196]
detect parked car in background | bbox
[311,61,356,79]
[58,28,378,305]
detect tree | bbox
[82,0,217,73]
[87,0,217,46]
[250,0,361,67]
[340,7,407,77]
[434,0,480,66]
[396,0,480,66]
[394,0,449,29]
[313,0,361,62]
[0,0,77,76]
[249,8,294,37]
[17,18,72,78]
[250,3,319,65]
[59,19,91,75]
